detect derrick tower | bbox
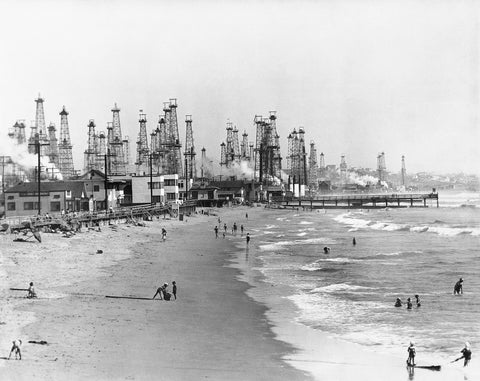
[165,99,183,175]
[84,120,98,172]
[123,136,130,171]
[108,103,126,175]
[225,122,234,167]
[254,111,282,184]
[184,115,196,180]
[287,128,306,184]
[340,155,347,184]
[319,152,326,179]
[47,122,59,167]
[308,141,318,190]
[200,147,207,182]
[96,131,107,173]
[241,131,250,161]
[29,95,49,155]
[232,126,241,164]
[58,107,75,178]
[135,111,150,174]
[220,142,227,167]
[377,152,386,184]
[401,155,406,187]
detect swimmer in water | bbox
[395,298,402,307]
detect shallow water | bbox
[233,191,480,378]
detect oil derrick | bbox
[287,128,306,195]
[401,155,406,187]
[340,155,347,184]
[232,126,241,164]
[58,107,75,178]
[249,142,255,168]
[184,115,196,180]
[84,120,98,172]
[29,96,49,155]
[319,152,326,179]
[155,113,169,174]
[135,111,150,174]
[96,131,106,172]
[254,112,282,184]
[241,131,249,161]
[47,122,59,166]
[269,112,282,179]
[200,147,207,182]
[308,141,319,190]
[225,122,235,167]
[123,136,130,170]
[165,99,183,175]
[108,103,126,175]
[377,152,386,184]
[220,142,227,167]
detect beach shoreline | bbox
[0,210,309,380]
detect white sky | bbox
[0,0,479,175]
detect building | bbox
[5,181,90,217]
[189,184,220,206]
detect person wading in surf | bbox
[407,342,416,366]
[454,278,463,295]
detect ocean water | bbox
[232,191,480,378]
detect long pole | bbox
[104,151,108,210]
[36,134,41,216]
[1,156,5,209]
[149,153,153,205]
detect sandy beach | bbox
[0,209,309,381]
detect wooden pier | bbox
[278,192,439,209]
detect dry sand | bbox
[0,211,309,381]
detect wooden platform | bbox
[278,192,439,209]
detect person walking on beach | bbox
[224,223,227,233]
[8,339,22,360]
[27,282,37,299]
[406,298,413,309]
[172,281,177,300]
[454,278,463,295]
[162,228,167,242]
[233,222,237,235]
[414,295,421,307]
[407,342,416,366]
[240,224,244,236]
[453,342,472,367]
[246,233,250,245]
[353,237,356,245]
[214,226,219,238]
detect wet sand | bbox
[0,211,309,381]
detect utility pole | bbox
[28,133,49,216]
[1,156,5,210]
[150,152,153,205]
[104,148,113,211]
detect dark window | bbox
[191,191,198,199]
[7,195,14,200]
[53,195,61,199]
[152,196,162,203]
[164,179,176,186]
[166,193,176,200]
[7,202,15,211]
[24,202,39,210]
[94,185,100,192]
[50,201,61,212]
[147,182,162,189]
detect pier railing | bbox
[276,192,439,209]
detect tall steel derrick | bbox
[96,131,107,172]
[107,103,126,175]
[47,122,59,167]
[84,120,98,172]
[377,152,386,183]
[219,142,227,167]
[135,111,150,174]
[241,131,250,161]
[286,127,307,185]
[58,106,75,178]
[319,152,326,179]
[28,96,50,156]
[401,155,406,187]
[308,141,319,189]
[166,99,183,175]
[184,115,196,180]
[254,111,282,183]
[340,154,347,183]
